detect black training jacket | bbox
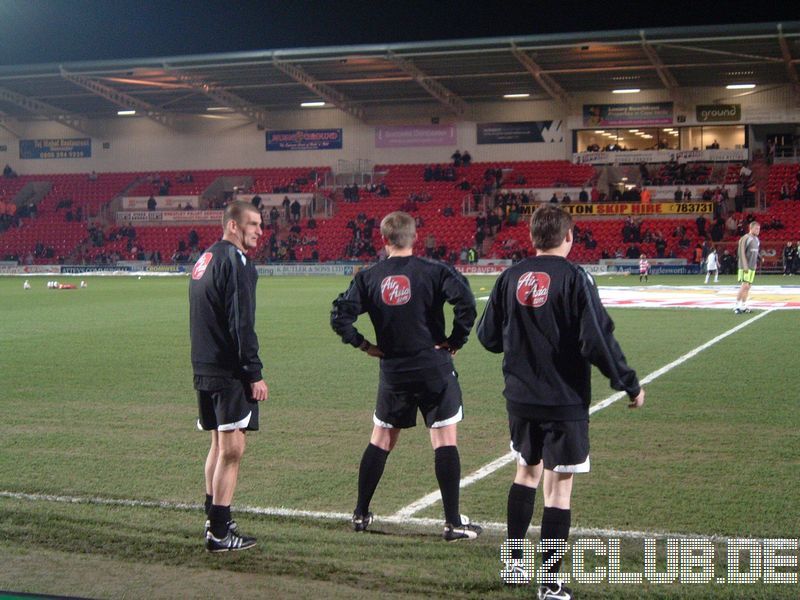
[189,240,263,383]
[331,256,476,376]
[477,255,640,420]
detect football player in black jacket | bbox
[478,205,644,599]
[331,211,481,541]
[189,200,268,552]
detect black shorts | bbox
[374,369,463,429]
[195,375,259,432]
[508,415,590,473]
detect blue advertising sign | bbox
[20,138,92,159]
[266,129,343,151]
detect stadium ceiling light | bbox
[503,93,530,99]
[206,106,233,112]
[300,101,326,107]
[612,88,640,94]
[117,110,136,116]
[628,129,639,132]
[726,83,755,89]
[663,128,673,132]
[594,130,605,134]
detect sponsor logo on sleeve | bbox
[516,271,551,307]
[380,275,412,305]
[192,252,213,280]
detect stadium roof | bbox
[0,21,798,129]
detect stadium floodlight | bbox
[726,83,755,89]
[117,110,136,116]
[612,88,640,94]
[503,93,530,99]
[300,101,326,107]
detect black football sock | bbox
[204,493,213,517]
[355,443,389,516]
[434,445,462,526]
[209,504,232,538]
[541,507,571,585]
[507,482,536,548]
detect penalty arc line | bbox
[391,308,776,519]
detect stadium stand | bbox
[2,160,798,268]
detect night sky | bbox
[0,0,798,66]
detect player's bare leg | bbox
[206,429,255,552]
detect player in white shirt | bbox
[704,247,719,284]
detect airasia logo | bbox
[380,275,411,306]
[192,252,213,280]
[516,271,551,308]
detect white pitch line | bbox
[0,490,735,542]
[392,309,776,519]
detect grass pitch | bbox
[0,274,798,599]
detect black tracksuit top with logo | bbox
[189,240,263,383]
[477,255,640,420]
[331,256,477,376]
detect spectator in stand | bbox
[578,188,589,203]
[709,139,720,149]
[442,205,455,217]
[424,165,433,182]
[622,217,634,243]
[307,216,316,229]
[88,170,98,181]
[590,185,600,203]
[584,231,597,250]
[696,215,707,238]
[269,206,280,231]
[725,214,737,237]
[549,192,559,204]
[674,187,683,202]
[290,199,301,223]
[721,250,735,275]
[794,241,800,274]
[188,229,200,249]
[251,194,262,209]
[451,150,462,167]
[710,217,724,242]
[282,195,291,219]
[693,244,703,264]
[655,235,667,258]
[475,227,485,253]
[461,150,472,166]
[562,193,571,204]
[3,164,17,178]
[425,233,436,258]
[783,242,796,276]
[487,209,501,236]
[378,182,390,197]
[147,196,157,211]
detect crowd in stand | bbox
[779,170,800,200]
